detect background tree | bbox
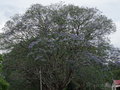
[0,54,9,90]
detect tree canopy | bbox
[0,3,118,90]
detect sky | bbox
[0,0,120,48]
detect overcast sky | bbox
[0,0,120,48]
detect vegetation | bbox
[0,55,9,90]
[0,3,120,90]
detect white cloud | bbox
[110,21,120,48]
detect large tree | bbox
[0,3,116,90]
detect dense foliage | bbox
[0,55,9,90]
[0,3,119,90]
